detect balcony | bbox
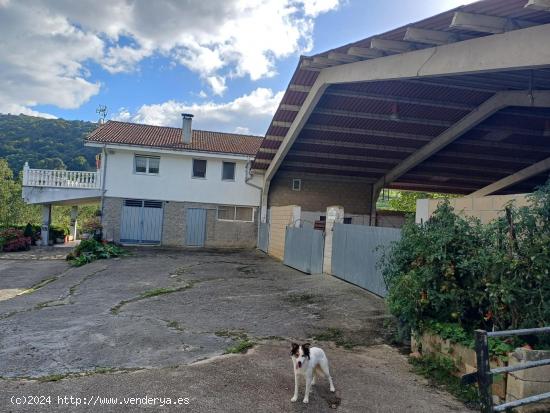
[23,164,101,189]
[22,163,102,205]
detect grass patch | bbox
[285,293,319,305]
[166,320,184,331]
[34,367,136,382]
[110,283,194,314]
[410,354,480,408]
[19,277,57,295]
[215,330,248,340]
[224,339,255,354]
[216,330,255,354]
[312,328,360,350]
[37,373,67,382]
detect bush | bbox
[66,239,127,266]
[0,228,31,252]
[81,217,102,234]
[49,224,69,242]
[380,179,550,350]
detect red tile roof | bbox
[86,121,263,156]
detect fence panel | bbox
[332,224,401,296]
[283,227,324,274]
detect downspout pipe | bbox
[100,144,108,219]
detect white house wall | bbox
[103,149,262,206]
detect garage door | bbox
[120,199,163,244]
[186,208,206,246]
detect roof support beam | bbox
[264,23,550,183]
[283,161,386,175]
[450,11,537,34]
[325,89,475,111]
[470,156,550,196]
[346,46,383,59]
[327,52,362,63]
[313,108,452,127]
[298,138,417,153]
[303,124,432,141]
[370,38,417,53]
[373,90,550,193]
[404,27,463,45]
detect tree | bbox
[0,159,39,227]
[387,191,455,212]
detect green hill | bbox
[0,114,100,174]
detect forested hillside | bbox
[0,114,100,174]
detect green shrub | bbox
[380,178,550,350]
[67,239,127,266]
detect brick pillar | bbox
[323,205,344,274]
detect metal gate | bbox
[120,199,163,244]
[186,208,207,246]
[258,222,269,252]
[332,224,401,297]
[283,227,324,274]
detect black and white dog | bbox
[290,343,335,403]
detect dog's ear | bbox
[302,343,311,358]
[290,342,299,356]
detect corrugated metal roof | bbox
[253,0,550,194]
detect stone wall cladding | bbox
[268,172,373,215]
[103,197,257,248]
[162,201,186,246]
[101,197,123,243]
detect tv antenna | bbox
[96,105,108,124]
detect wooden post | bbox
[475,329,493,413]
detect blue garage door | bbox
[120,199,163,244]
[186,208,207,246]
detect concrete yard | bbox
[0,248,472,412]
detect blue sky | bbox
[0,0,474,135]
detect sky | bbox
[0,0,476,136]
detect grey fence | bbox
[283,227,324,274]
[258,222,269,253]
[332,224,401,297]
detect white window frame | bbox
[192,158,207,179]
[216,205,255,223]
[134,155,160,175]
[221,161,236,181]
[292,178,301,191]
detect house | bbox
[23,114,264,248]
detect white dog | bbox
[290,342,335,403]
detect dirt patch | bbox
[0,288,26,302]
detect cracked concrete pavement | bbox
[0,247,473,412]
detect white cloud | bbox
[119,87,284,136]
[0,0,339,116]
[112,107,132,122]
[0,1,102,115]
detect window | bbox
[222,162,236,181]
[134,155,160,175]
[292,178,301,191]
[236,206,253,222]
[217,205,254,222]
[192,159,207,178]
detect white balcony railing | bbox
[23,163,101,189]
